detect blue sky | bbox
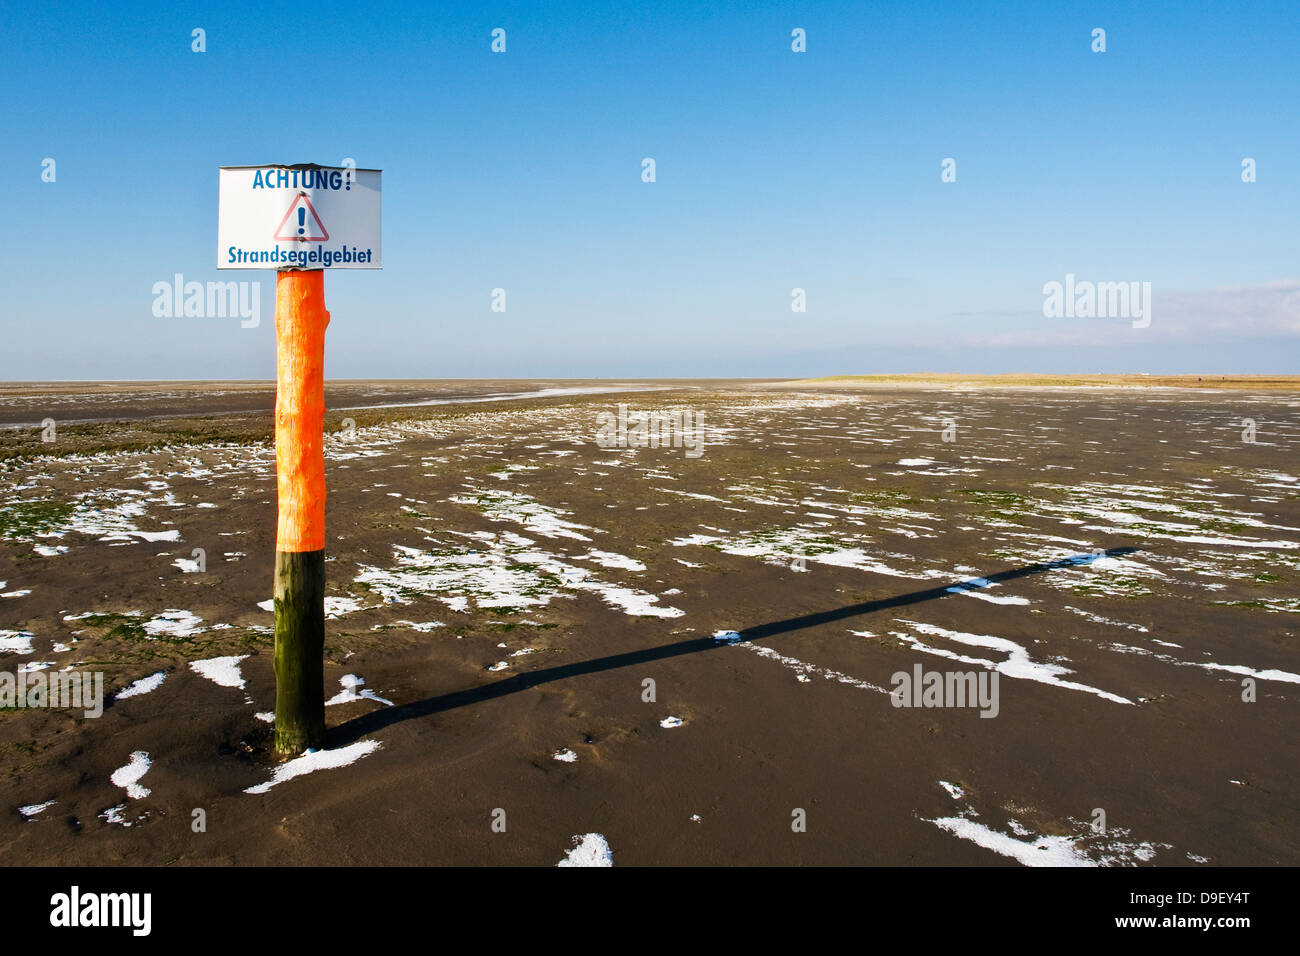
[2,0,1297,379]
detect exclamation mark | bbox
[297,206,306,235]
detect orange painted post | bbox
[218,162,380,753]
[272,268,330,755]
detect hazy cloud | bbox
[959,280,1300,348]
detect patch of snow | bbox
[110,751,152,800]
[189,655,248,690]
[556,832,613,867]
[115,671,166,700]
[0,631,36,654]
[143,609,204,639]
[244,740,381,794]
[325,674,394,707]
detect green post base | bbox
[273,549,326,755]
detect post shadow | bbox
[327,547,1139,747]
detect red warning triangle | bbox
[273,193,330,242]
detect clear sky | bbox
[2,0,1297,379]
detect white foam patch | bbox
[723,629,890,694]
[49,491,183,545]
[356,537,681,618]
[556,832,613,867]
[325,596,368,619]
[893,620,1131,704]
[257,596,369,618]
[491,464,540,479]
[144,609,204,639]
[325,674,394,707]
[569,578,685,618]
[944,578,1030,605]
[1193,660,1300,685]
[931,816,1097,867]
[110,751,152,799]
[359,543,553,611]
[0,630,35,654]
[451,487,598,541]
[669,528,934,578]
[115,671,166,700]
[578,550,646,571]
[1063,606,1149,632]
[337,384,662,414]
[1095,638,1300,687]
[189,655,249,690]
[244,739,381,794]
[929,797,1171,868]
[656,488,729,503]
[99,804,132,827]
[1033,484,1300,551]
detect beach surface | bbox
[1,377,1297,865]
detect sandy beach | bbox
[1,378,1296,865]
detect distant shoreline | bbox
[763,374,1300,391]
[1,373,1296,391]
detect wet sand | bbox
[0,379,750,428]
[0,380,1297,865]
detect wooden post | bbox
[272,269,329,755]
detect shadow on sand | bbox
[329,546,1139,747]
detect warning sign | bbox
[273,194,329,242]
[218,164,381,270]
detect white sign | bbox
[218,164,381,270]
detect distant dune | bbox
[761,373,1300,391]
